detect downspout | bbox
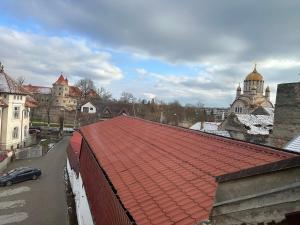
[0,107,4,150]
[20,109,24,148]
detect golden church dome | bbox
[245,65,263,81]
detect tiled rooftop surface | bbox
[69,131,82,155]
[80,116,295,225]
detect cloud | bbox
[0,26,123,86]
[2,0,300,64]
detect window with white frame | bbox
[13,106,20,119]
[12,127,19,139]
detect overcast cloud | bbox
[0,0,300,106]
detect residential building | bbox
[0,63,37,150]
[269,81,300,148]
[220,106,274,145]
[67,115,295,225]
[23,74,82,111]
[81,102,96,114]
[229,65,273,114]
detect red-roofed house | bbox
[0,63,36,150]
[23,74,99,114]
[68,116,296,225]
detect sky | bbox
[0,1,299,107]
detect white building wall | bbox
[0,94,30,150]
[81,102,96,114]
[67,159,94,225]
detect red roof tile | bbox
[69,86,82,97]
[80,116,295,225]
[53,74,68,85]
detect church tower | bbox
[229,65,273,114]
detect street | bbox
[0,136,70,225]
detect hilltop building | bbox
[229,65,273,114]
[0,63,37,150]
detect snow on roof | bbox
[236,114,273,135]
[190,122,220,131]
[190,122,231,137]
[263,107,274,116]
[284,134,300,153]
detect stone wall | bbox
[269,82,300,148]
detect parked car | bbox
[29,128,41,134]
[0,167,42,186]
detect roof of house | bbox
[284,134,300,153]
[80,116,295,225]
[23,84,51,94]
[190,122,231,138]
[0,68,29,95]
[53,74,68,85]
[69,86,82,97]
[216,155,300,183]
[69,131,82,155]
[25,95,38,108]
[236,114,273,135]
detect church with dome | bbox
[229,65,273,114]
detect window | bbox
[83,107,89,113]
[14,95,16,100]
[12,127,19,139]
[24,110,29,118]
[24,126,28,137]
[20,96,22,100]
[13,106,20,119]
[90,107,93,110]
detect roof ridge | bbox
[117,115,294,158]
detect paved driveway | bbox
[0,136,69,225]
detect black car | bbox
[0,167,42,186]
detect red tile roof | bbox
[80,116,295,225]
[69,131,82,155]
[68,131,82,174]
[25,95,38,108]
[69,86,82,97]
[53,74,68,85]
[23,84,51,94]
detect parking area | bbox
[0,137,69,225]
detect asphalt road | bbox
[0,136,70,225]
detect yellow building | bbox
[0,63,36,150]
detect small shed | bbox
[81,102,96,114]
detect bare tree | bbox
[76,78,96,99]
[45,95,55,126]
[97,87,112,102]
[16,76,25,85]
[119,92,135,103]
